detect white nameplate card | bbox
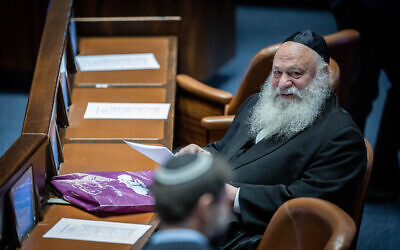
[75,53,160,71]
[43,218,151,245]
[124,140,174,166]
[84,102,170,120]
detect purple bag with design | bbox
[51,171,154,215]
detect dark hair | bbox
[151,154,231,224]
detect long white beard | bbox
[249,68,332,142]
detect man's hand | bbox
[225,184,239,208]
[175,144,211,156]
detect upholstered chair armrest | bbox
[198,115,235,144]
[201,115,235,130]
[176,74,233,104]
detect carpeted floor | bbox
[0,3,398,249]
[0,92,28,155]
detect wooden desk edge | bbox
[132,213,160,249]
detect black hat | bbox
[283,30,330,63]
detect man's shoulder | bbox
[312,94,364,141]
[326,95,361,130]
[248,92,261,104]
[236,93,261,116]
[143,229,213,250]
[143,241,213,250]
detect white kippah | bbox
[155,154,213,185]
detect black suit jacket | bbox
[205,93,366,233]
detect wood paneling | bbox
[74,37,170,86]
[73,0,235,81]
[6,0,179,248]
[22,0,73,135]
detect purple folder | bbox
[51,171,154,215]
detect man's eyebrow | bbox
[273,65,304,71]
[288,64,304,70]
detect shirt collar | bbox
[150,228,209,246]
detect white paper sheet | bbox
[124,140,174,166]
[75,53,160,71]
[83,102,170,120]
[43,218,151,245]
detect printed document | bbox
[75,53,160,71]
[83,102,170,119]
[124,140,174,166]
[43,218,151,245]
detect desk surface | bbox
[66,88,166,140]
[22,142,161,249]
[21,205,158,250]
[60,143,160,174]
[74,37,170,86]
[20,30,176,248]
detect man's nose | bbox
[278,74,293,89]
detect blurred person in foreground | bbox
[176,30,366,249]
[144,154,232,250]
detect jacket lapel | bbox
[231,136,290,169]
[223,123,251,160]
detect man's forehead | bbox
[276,42,315,57]
[273,64,304,71]
[273,42,316,67]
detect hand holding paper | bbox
[124,141,174,166]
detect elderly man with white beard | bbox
[176,30,366,249]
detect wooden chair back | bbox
[225,44,278,115]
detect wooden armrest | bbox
[201,115,235,130]
[176,74,233,104]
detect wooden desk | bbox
[22,141,163,249]
[21,205,158,250]
[74,37,170,86]
[73,0,235,81]
[60,143,160,174]
[66,88,166,140]
[13,0,178,248]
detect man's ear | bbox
[323,63,330,74]
[195,193,215,227]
